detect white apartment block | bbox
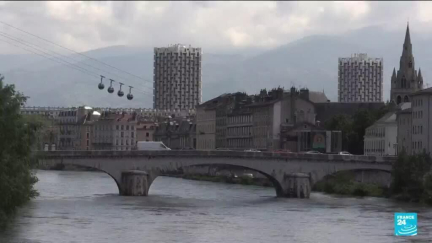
[338,53,383,102]
[153,44,202,111]
[364,103,411,156]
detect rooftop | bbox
[412,87,432,96]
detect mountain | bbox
[2,25,431,108]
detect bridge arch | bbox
[154,163,285,197]
[63,164,123,194]
[36,150,395,199]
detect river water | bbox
[1,170,432,243]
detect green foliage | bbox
[0,75,39,228]
[313,171,385,197]
[324,102,395,154]
[22,114,54,151]
[423,172,432,204]
[391,151,432,203]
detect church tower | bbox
[390,23,423,104]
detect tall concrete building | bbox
[153,44,202,111]
[390,24,423,104]
[338,53,383,102]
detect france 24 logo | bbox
[395,213,417,236]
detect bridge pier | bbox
[280,173,311,198]
[120,170,150,196]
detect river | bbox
[1,170,432,243]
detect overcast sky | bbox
[0,1,431,54]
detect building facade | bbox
[154,119,196,150]
[58,106,100,151]
[91,111,137,151]
[364,112,396,156]
[280,122,342,153]
[112,113,137,151]
[226,111,253,150]
[196,87,322,151]
[410,90,430,154]
[390,24,424,104]
[196,104,216,150]
[136,121,156,142]
[338,53,383,103]
[365,103,410,156]
[396,108,412,155]
[92,112,115,150]
[153,44,202,110]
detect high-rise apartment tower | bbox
[338,53,383,102]
[153,44,202,110]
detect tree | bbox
[324,114,352,151]
[391,151,432,203]
[324,103,396,155]
[0,75,39,228]
[423,171,432,204]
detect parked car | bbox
[216,148,233,151]
[273,150,292,154]
[244,149,261,152]
[304,150,322,154]
[339,151,353,156]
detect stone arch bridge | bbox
[36,150,395,199]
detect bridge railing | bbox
[34,150,397,164]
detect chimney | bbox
[299,88,309,101]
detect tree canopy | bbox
[0,75,40,228]
[391,150,432,203]
[324,102,395,154]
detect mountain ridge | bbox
[2,25,431,108]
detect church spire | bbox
[418,68,424,89]
[402,22,412,57]
[404,22,411,46]
[391,67,397,84]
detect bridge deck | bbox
[35,150,396,164]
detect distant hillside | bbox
[2,25,431,108]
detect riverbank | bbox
[166,173,388,198]
[312,175,388,198]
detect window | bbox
[86,132,89,139]
[86,140,89,146]
[121,140,124,145]
[146,132,149,137]
[126,125,129,130]
[121,125,124,130]
[121,132,124,137]
[116,125,119,130]
[131,132,134,138]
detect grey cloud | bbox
[0,1,428,54]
